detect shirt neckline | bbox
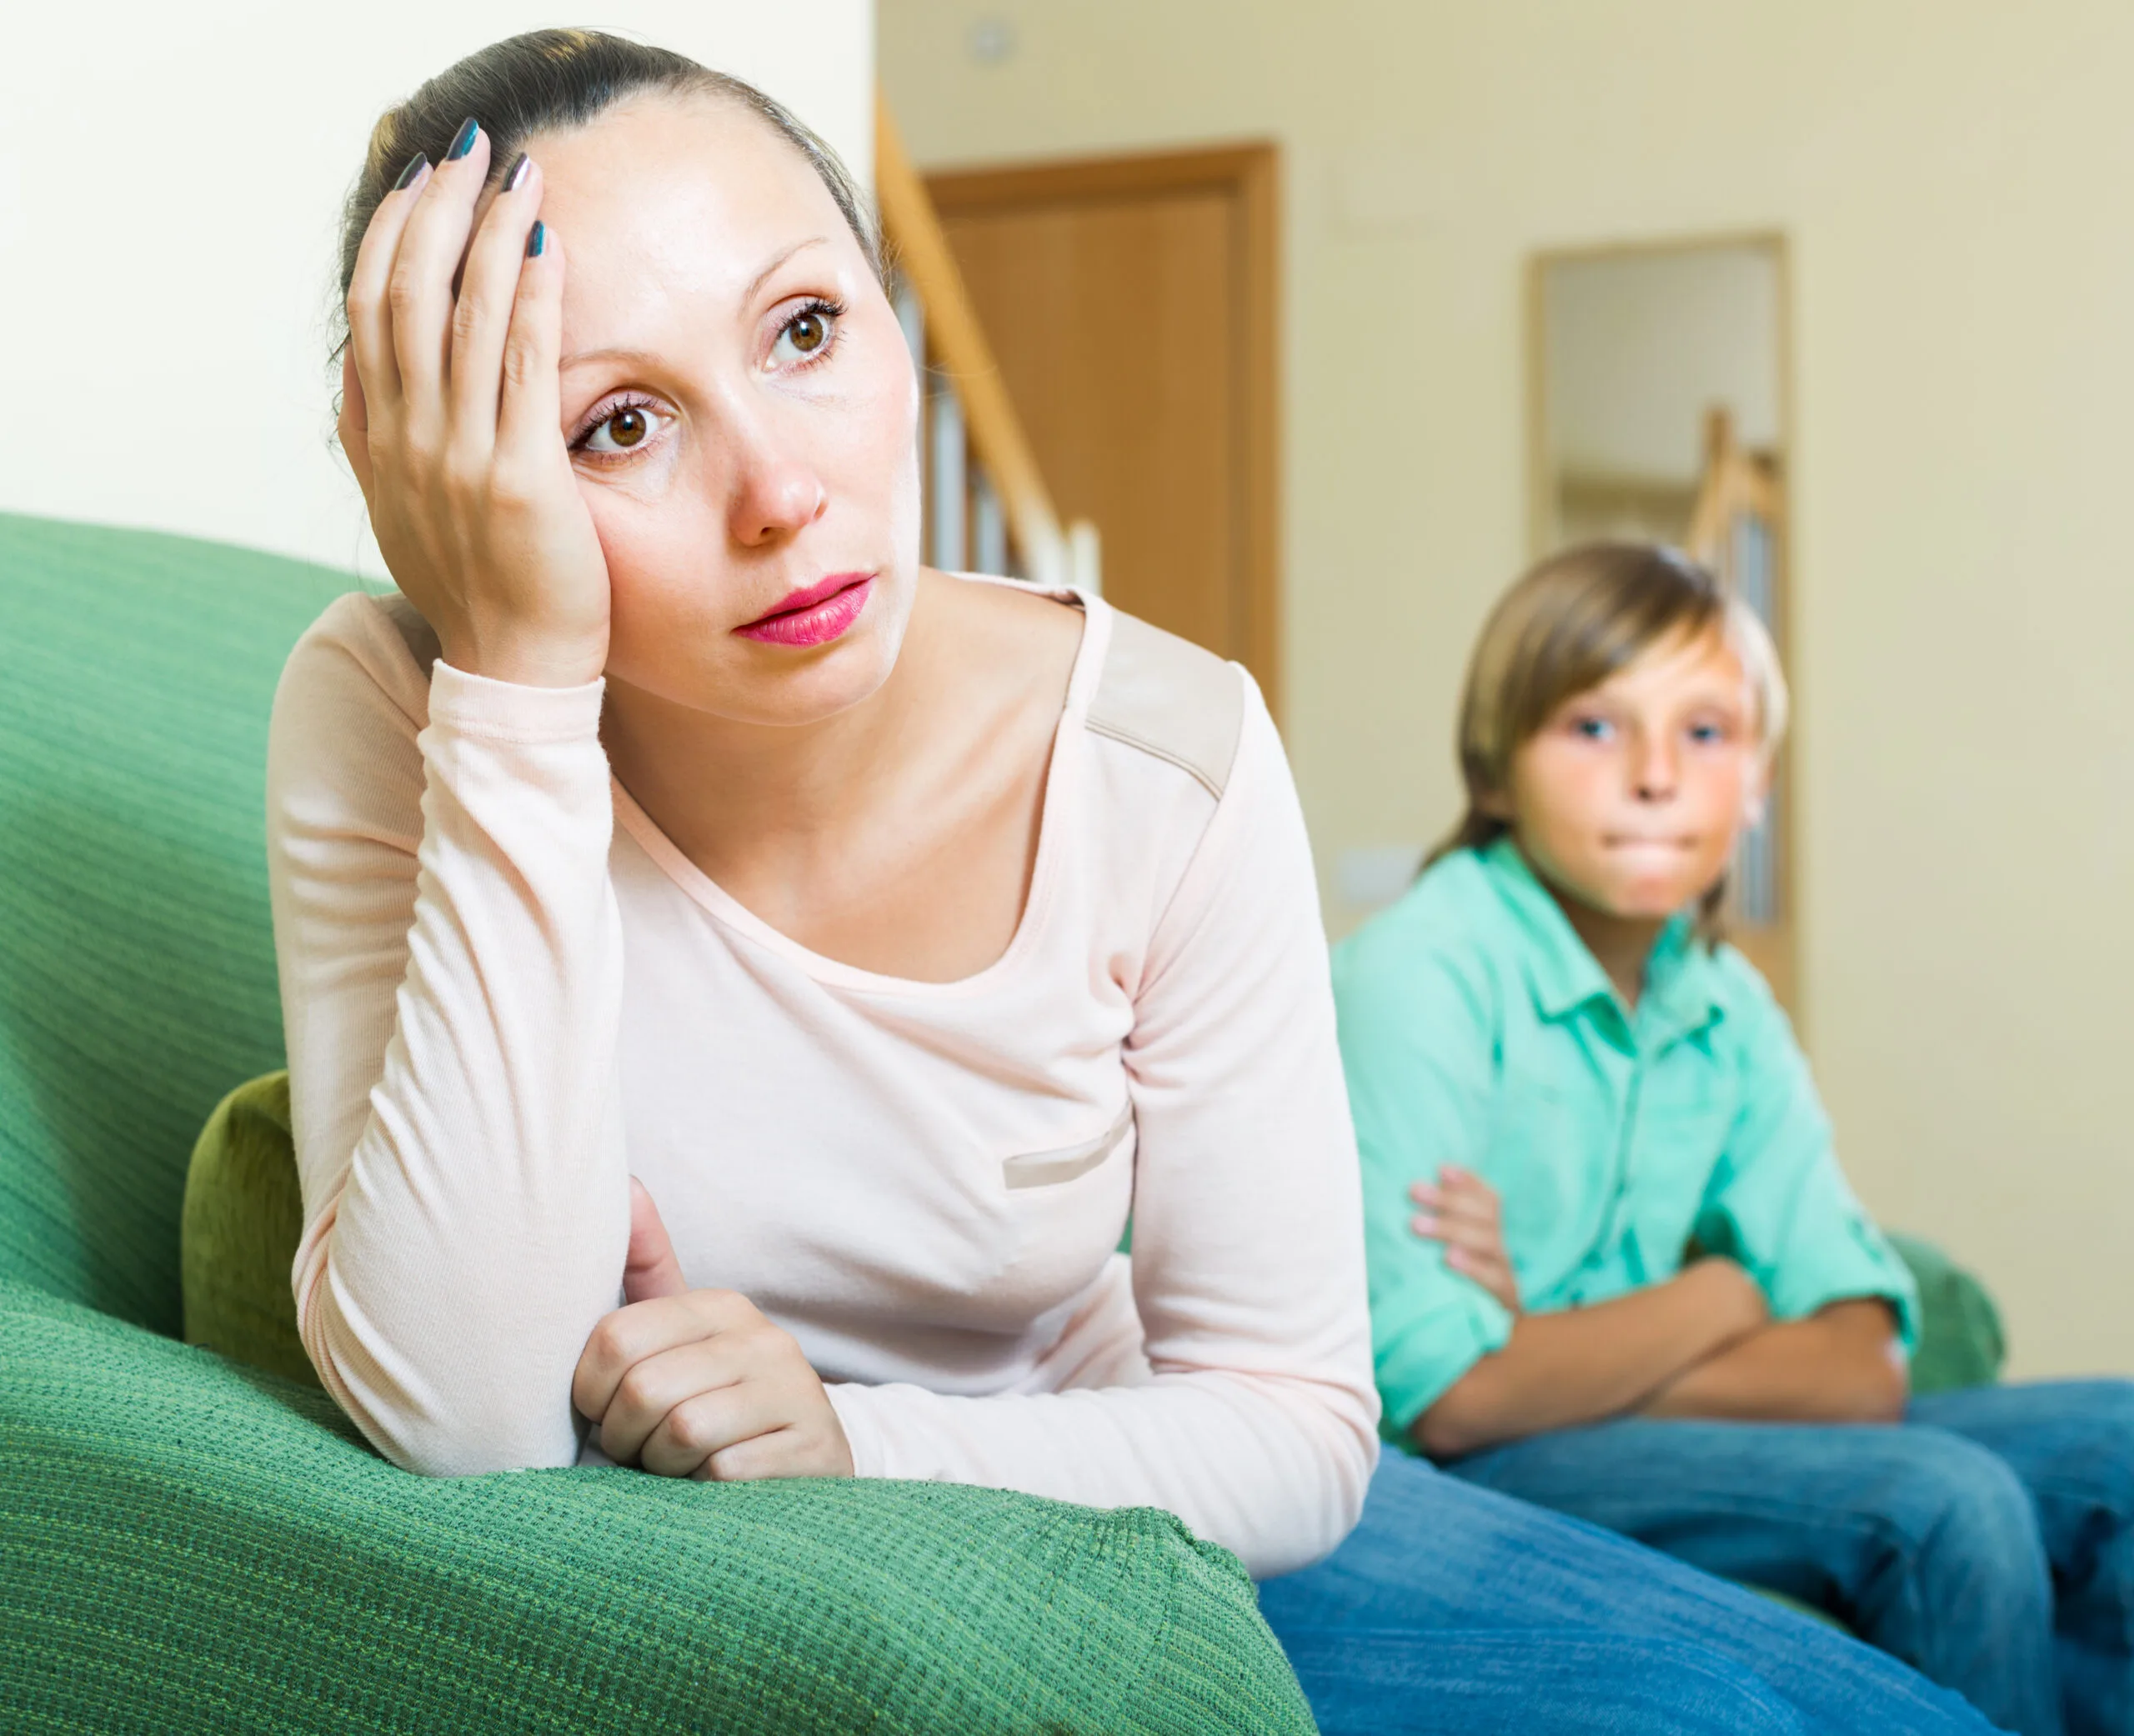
[1476,838,1722,1043]
[611,578,1111,998]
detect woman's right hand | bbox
[340,123,610,688]
[573,1182,856,1482]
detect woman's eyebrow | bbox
[559,238,835,371]
[741,235,832,304]
[560,344,664,372]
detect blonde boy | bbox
[1335,543,2134,1736]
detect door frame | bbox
[924,142,1283,717]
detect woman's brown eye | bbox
[769,304,839,367]
[579,402,668,455]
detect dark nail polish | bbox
[446,117,479,162]
[393,152,428,192]
[526,220,547,259]
[503,153,530,193]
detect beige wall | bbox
[883,0,2134,1378]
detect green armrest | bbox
[1886,1232,2005,1397]
[0,1280,1312,1734]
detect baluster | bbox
[970,468,1008,577]
[928,378,967,572]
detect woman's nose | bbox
[726,448,828,547]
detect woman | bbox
[273,29,1995,1731]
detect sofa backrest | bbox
[0,513,356,1332]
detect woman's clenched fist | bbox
[572,1180,854,1482]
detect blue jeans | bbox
[1442,1380,2134,1736]
[1259,1450,1996,1734]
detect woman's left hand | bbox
[572,1181,854,1480]
[1410,1165,1523,1315]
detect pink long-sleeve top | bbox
[265,578,1379,1578]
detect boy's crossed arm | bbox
[1414,1168,1905,1461]
[1641,1295,1906,1423]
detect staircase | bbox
[874,101,1100,594]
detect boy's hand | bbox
[1675,1254,1772,1338]
[572,1181,854,1481]
[1411,1165,1521,1314]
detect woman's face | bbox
[1498,628,1764,923]
[531,96,920,727]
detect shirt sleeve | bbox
[266,597,631,1476]
[1331,913,1515,1441]
[1691,954,1920,1353]
[824,676,1381,1580]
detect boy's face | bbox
[1495,628,1763,923]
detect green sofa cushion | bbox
[182,1071,317,1388]
[1887,1231,2006,1396]
[0,513,353,1331]
[2,1278,1314,1734]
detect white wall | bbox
[884,0,2134,1379]
[0,3,873,578]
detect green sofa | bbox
[0,514,1315,1735]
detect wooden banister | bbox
[1682,402,1791,1002]
[1686,406,1780,567]
[874,96,1070,581]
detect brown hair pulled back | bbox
[333,28,880,355]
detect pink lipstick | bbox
[733,573,875,648]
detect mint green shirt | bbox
[1331,838,1918,1442]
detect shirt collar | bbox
[1477,837,1725,1042]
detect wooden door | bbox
[926,145,1281,713]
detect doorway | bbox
[924,143,1281,713]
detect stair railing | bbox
[874,98,1101,594]
[1686,404,1790,979]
